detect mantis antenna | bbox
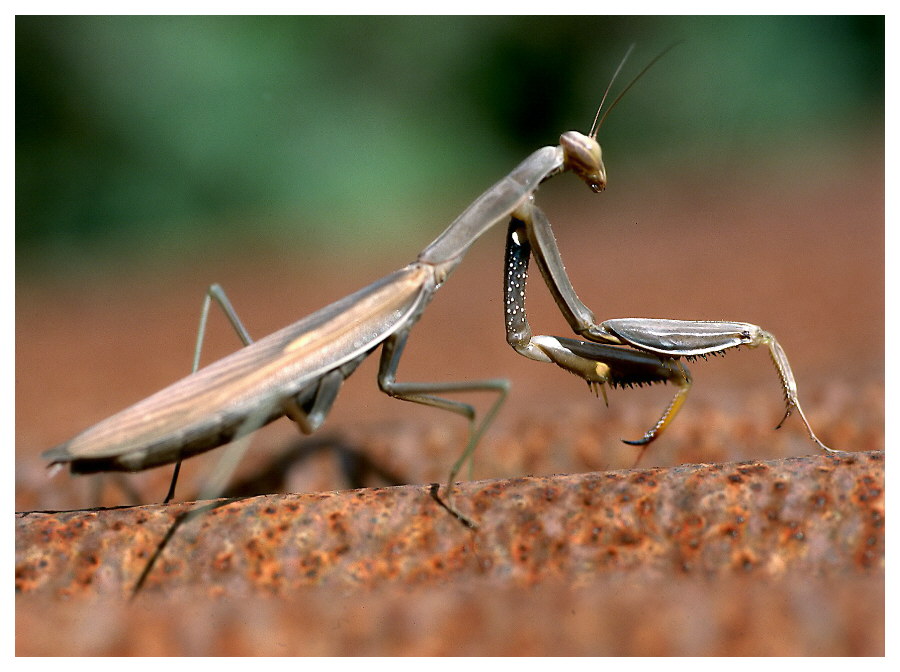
[590,42,681,138]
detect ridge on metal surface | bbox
[16,451,884,597]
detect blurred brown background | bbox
[15,16,883,655]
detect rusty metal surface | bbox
[17,451,883,600]
[15,573,884,656]
[15,451,884,655]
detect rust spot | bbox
[515,543,529,563]
[811,491,829,508]
[525,521,542,535]
[738,463,769,475]
[852,475,882,504]
[630,471,657,486]
[614,529,642,546]
[328,511,347,535]
[636,497,654,516]
[213,551,233,572]
[780,522,805,544]
[734,551,757,571]
[857,546,879,569]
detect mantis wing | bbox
[44,263,435,471]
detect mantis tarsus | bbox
[43,48,836,510]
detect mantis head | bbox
[560,131,606,193]
[565,42,676,194]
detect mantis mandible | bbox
[43,48,836,507]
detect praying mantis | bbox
[43,48,836,507]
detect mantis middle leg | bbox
[377,329,510,486]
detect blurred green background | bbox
[16,15,883,275]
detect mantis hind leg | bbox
[164,284,254,503]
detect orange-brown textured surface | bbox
[13,573,884,656]
[14,452,885,655]
[17,452,884,595]
[15,140,883,654]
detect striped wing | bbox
[43,263,434,471]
